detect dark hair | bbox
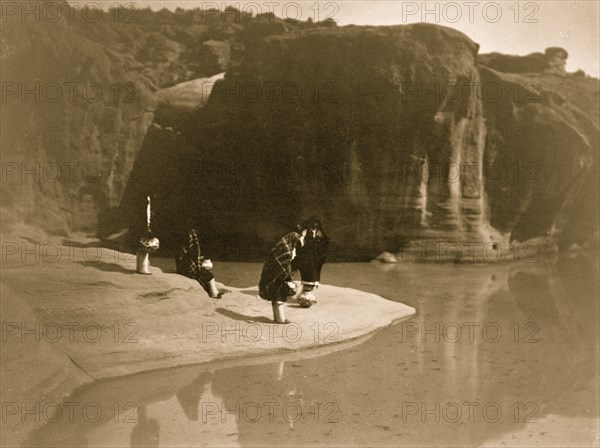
[297,217,325,234]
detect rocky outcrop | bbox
[479,47,569,76]
[1,18,156,235]
[128,24,598,260]
[0,6,327,237]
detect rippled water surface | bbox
[26,254,599,447]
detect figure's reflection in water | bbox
[23,254,598,447]
[23,369,222,447]
[130,405,159,448]
[176,371,213,422]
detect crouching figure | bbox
[175,226,221,299]
[259,228,305,324]
[293,218,329,308]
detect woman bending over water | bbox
[259,218,328,323]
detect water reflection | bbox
[24,254,599,447]
[130,405,159,448]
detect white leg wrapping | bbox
[298,282,318,308]
[136,251,151,274]
[206,279,220,298]
[272,301,286,323]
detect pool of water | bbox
[24,253,599,447]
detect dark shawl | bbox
[292,232,329,283]
[175,228,213,284]
[259,232,302,302]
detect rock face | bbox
[1,18,156,235]
[2,9,597,259]
[0,6,324,237]
[128,24,599,260]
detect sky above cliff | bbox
[129,0,600,77]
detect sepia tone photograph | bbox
[1,1,599,446]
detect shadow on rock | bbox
[236,288,260,298]
[77,260,135,274]
[215,307,272,323]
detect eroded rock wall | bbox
[129,24,598,260]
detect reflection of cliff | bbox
[128,24,599,260]
[507,254,599,400]
[206,259,599,446]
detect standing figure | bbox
[259,224,311,323]
[136,195,159,274]
[293,218,329,308]
[176,226,221,298]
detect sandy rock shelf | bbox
[0,237,415,417]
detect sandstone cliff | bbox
[2,10,597,260]
[0,5,321,237]
[127,24,598,260]
[1,16,155,235]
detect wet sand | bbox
[17,251,600,447]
